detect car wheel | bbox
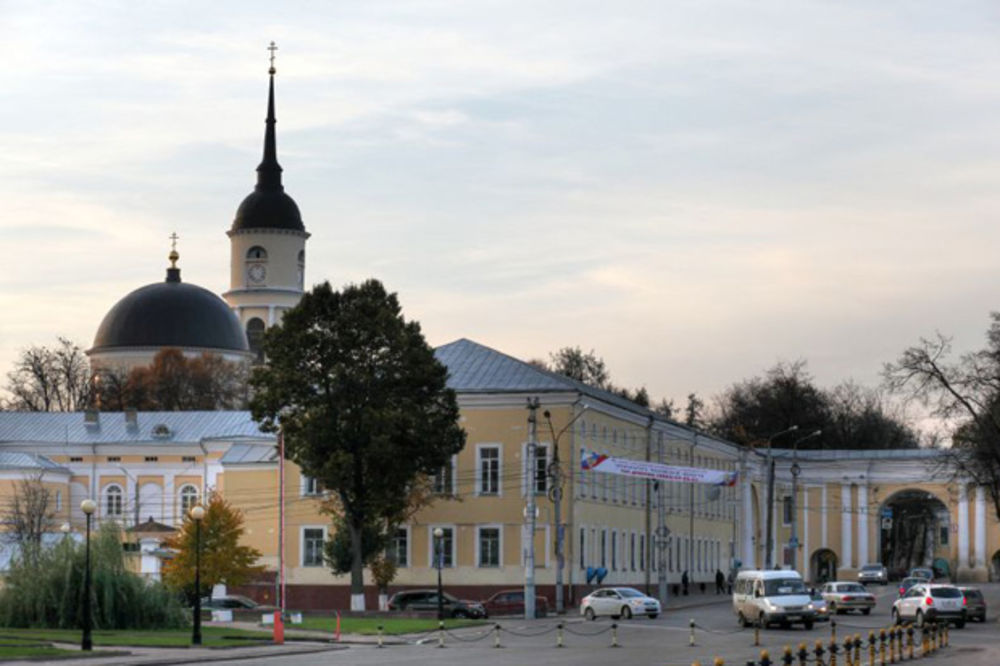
[621,606,632,620]
[648,613,658,620]
[892,609,900,626]
[915,610,925,628]
[584,607,596,621]
[862,608,871,616]
[738,612,748,628]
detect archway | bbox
[810,548,838,584]
[877,489,950,578]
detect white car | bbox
[580,587,661,620]
[892,584,966,628]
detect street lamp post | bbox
[788,430,821,568]
[764,426,799,570]
[79,499,97,652]
[433,527,445,621]
[190,505,205,646]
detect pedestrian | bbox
[681,570,689,596]
[727,569,735,595]
[715,569,725,594]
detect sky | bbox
[3,1,1000,416]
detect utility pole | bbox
[688,432,698,584]
[789,430,821,569]
[524,397,540,620]
[764,425,798,570]
[550,434,564,615]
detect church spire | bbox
[256,41,283,191]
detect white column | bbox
[841,483,853,569]
[958,484,970,569]
[773,487,781,567]
[975,486,987,568]
[857,483,869,566]
[802,485,810,574]
[742,475,754,569]
[821,485,828,548]
[268,305,276,326]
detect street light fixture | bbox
[433,527,445,621]
[764,425,798,569]
[79,498,97,652]
[190,505,206,646]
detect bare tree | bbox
[3,338,93,411]
[2,474,56,563]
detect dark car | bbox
[387,589,487,618]
[482,589,549,618]
[201,594,278,613]
[959,587,987,622]
[897,577,922,597]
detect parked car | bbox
[959,587,987,622]
[858,563,888,585]
[820,582,875,615]
[809,590,830,623]
[891,584,966,628]
[732,570,816,630]
[897,577,922,597]
[387,590,487,618]
[908,567,934,582]
[580,587,660,620]
[201,595,278,612]
[482,589,548,618]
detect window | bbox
[246,318,266,364]
[246,246,268,260]
[179,485,199,516]
[55,490,62,511]
[639,534,645,571]
[579,527,586,569]
[392,527,409,567]
[430,527,454,568]
[182,456,196,463]
[433,457,454,495]
[144,456,158,463]
[478,527,501,567]
[106,456,121,463]
[600,530,607,568]
[104,485,123,517]
[578,447,587,498]
[939,526,949,545]
[529,444,548,494]
[630,533,636,570]
[301,475,321,496]
[478,446,500,495]
[302,528,325,566]
[782,496,793,525]
[69,457,83,462]
[611,531,617,570]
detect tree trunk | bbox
[349,517,366,611]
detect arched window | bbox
[246,318,266,364]
[179,485,199,517]
[297,249,305,288]
[104,484,124,518]
[246,246,268,261]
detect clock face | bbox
[247,263,267,284]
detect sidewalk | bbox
[5,641,343,666]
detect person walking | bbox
[681,570,689,596]
[715,569,725,594]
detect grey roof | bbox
[0,452,70,473]
[220,443,278,464]
[769,447,944,461]
[0,411,272,445]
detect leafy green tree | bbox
[161,493,264,600]
[250,280,465,610]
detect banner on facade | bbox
[581,451,738,486]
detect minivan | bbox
[733,570,817,629]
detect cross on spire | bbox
[268,41,278,74]
[168,232,180,268]
[169,232,179,252]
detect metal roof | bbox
[0,411,272,445]
[0,452,69,473]
[220,443,278,464]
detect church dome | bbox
[229,63,305,234]
[90,266,249,355]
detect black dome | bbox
[232,188,304,232]
[91,269,249,354]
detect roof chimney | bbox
[124,409,138,429]
[84,410,100,427]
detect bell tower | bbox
[222,43,309,362]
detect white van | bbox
[733,570,817,629]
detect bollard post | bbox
[797,642,808,666]
[927,624,935,654]
[944,622,950,648]
[437,621,445,649]
[868,631,876,666]
[782,644,793,666]
[853,634,861,666]
[494,623,501,649]
[879,628,886,666]
[889,627,896,664]
[906,625,914,661]
[920,625,928,656]
[690,618,697,647]
[844,637,853,666]
[714,658,725,666]
[896,626,903,660]
[611,622,619,648]
[936,624,943,650]
[754,623,760,647]
[828,638,838,666]
[813,639,825,666]
[831,619,837,644]
[377,624,384,649]
[760,649,772,666]
[556,622,564,648]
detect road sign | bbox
[881,518,892,530]
[881,507,893,519]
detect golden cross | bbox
[169,232,179,252]
[268,41,278,70]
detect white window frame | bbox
[433,455,457,496]
[428,524,456,569]
[301,525,327,567]
[521,442,549,496]
[391,525,411,568]
[476,444,502,496]
[103,483,124,518]
[178,484,199,517]
[476,524,503,568]
[300,474,322,497]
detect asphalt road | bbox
[228,583,1000,666]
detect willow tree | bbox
[250,279,465,610]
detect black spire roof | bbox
[230,51,305,234]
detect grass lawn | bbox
[0,626,271,648]
[295,616,487,635]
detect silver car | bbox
[858,563,888,585]
[821,582,875,615]
[580,587,660,620]
[892,584,966,628]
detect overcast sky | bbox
[3,1,999,414]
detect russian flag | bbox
[580,451,608,470]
